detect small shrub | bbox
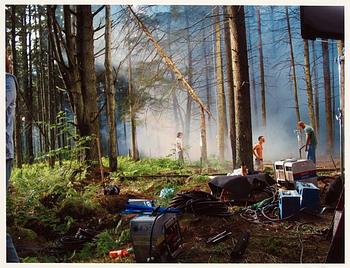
[94,230,119,257]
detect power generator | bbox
[274,159,295,185]
[284,159,317,186]
[274,159,317,187]
[130,213,182,262]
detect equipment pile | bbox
[169,190,233,217]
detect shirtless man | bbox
[253,136,265,172]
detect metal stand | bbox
[337,54,344,179]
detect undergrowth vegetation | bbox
[113,156,188,176]
[7,156,215,263]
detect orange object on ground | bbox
[109,248,133,258]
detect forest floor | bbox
[7,157,339,263]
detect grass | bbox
[8,156,332,263]
[111,156,189,177]
[7,156,216,263]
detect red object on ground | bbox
[109,249,128,258]
[109,248,133,258]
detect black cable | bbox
[169,190,232,217]
[148,206,170,263]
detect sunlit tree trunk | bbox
[105,5,118,170]
[167,16,180,132]
[223,6,236,168]
[286,7,301,123]
[184,8,193,147]
[228,6,253,171]
[303,39,316,130]
[128,44,139,161]
[257,7,266,127]
[214,6,228,163]
[200,108,208,168]
[202,24,212,141]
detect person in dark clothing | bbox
[298,121,317,164]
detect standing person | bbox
[298,121,317,164]
[6,49,20,262]
[176,132,184,166]
[252,136,265,172]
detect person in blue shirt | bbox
[298,121,318,164]
[6,49,20,263]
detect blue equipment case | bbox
[295,181,320,211]
[279,190,301,219]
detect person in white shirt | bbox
[176,132,184,166]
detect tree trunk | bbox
[167,15,180,132]
[129,6,210,114]
[246,12,258,129]
[223,6,236,168]
[285,7,301,123]
[49,6,101,165]
[303,39,316,130]
[202,27,212,141]
[21,7,29,163]
[28,6,34,164]
[312,40,320,133]
[331,42,336,132]
[228,6,253,171]
[257,7,267,127]
[200,107,208,168]
[59,90,66,163]
[38,6,47,156]
[35,43,43,156]
[76,5,100,164]
[44,45,50,156]
[105,5,118,171]
[321,40,333,154]
[184,9,193,147]
[128,43,139,161]
[21,6,34,164]
[48,31,56,168]
[214,6,228,163]
[123,118,128,154]
[11,5,22,168]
